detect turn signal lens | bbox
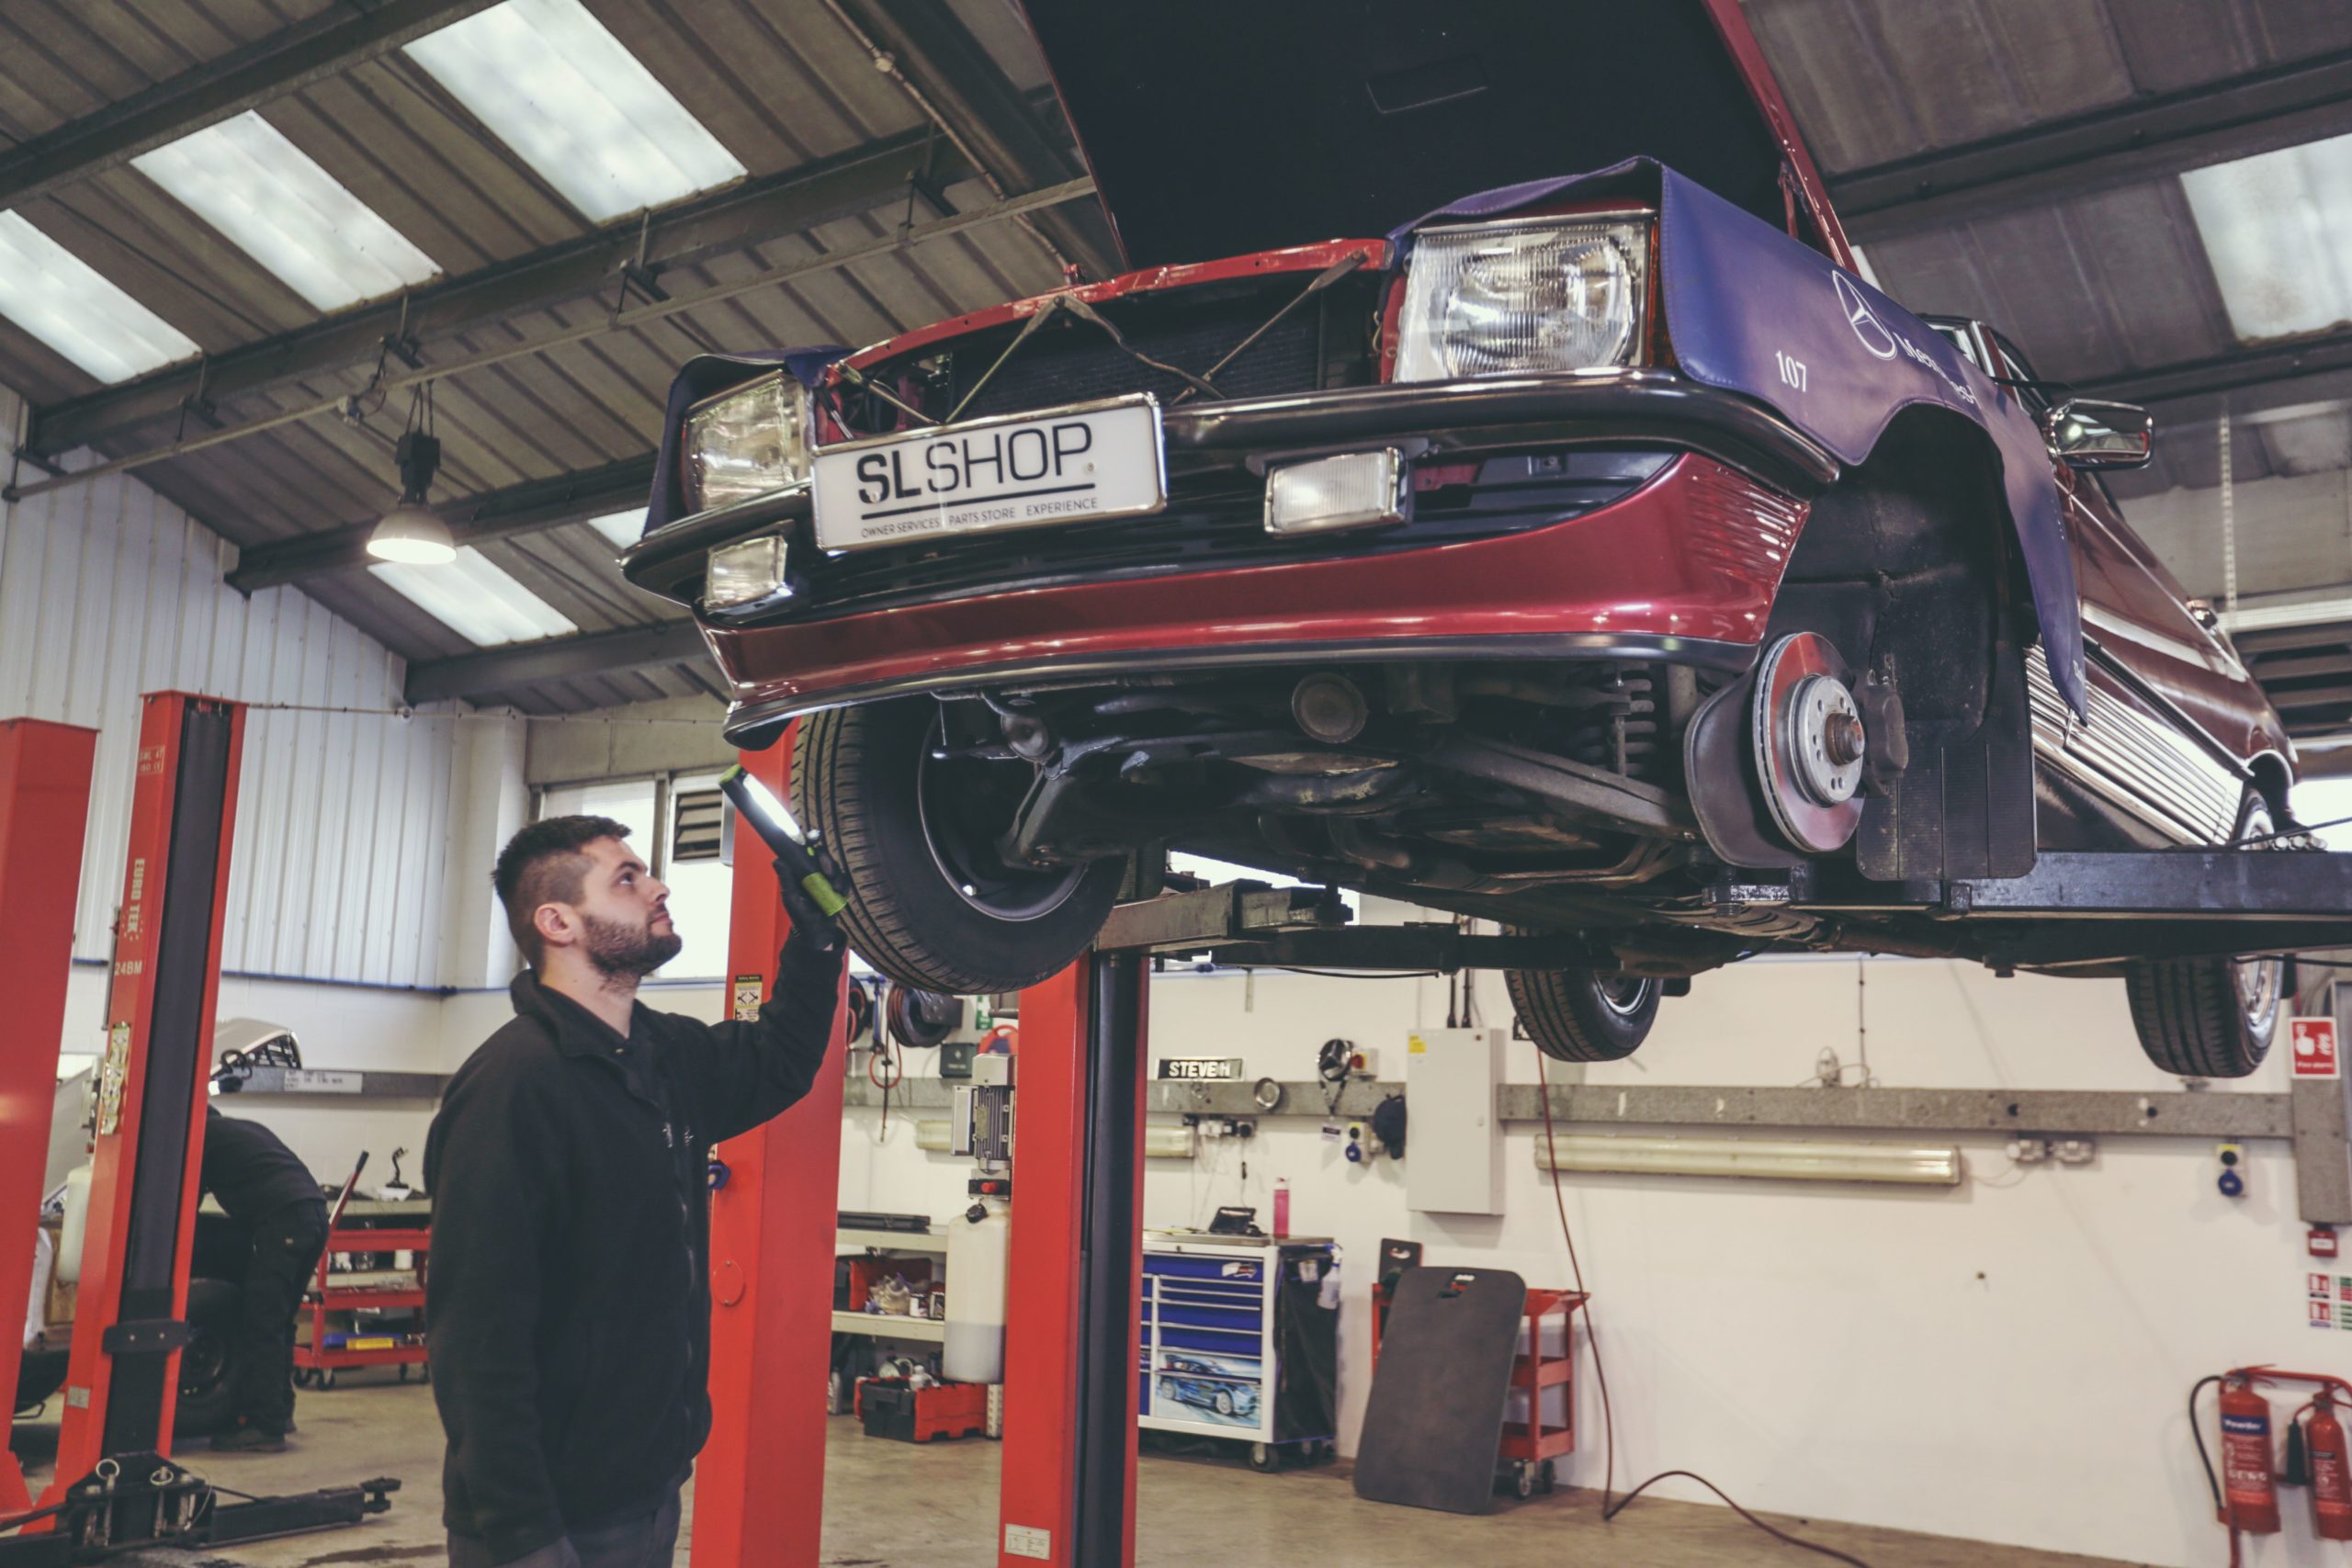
[1264,450,1408,536]
[705,536,789,610]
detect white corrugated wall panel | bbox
[0,387,456,988]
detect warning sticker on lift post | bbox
[732,974,763,1023]
[2290,1017,2340,1079]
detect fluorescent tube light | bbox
[370,546,579,647]
[406,0,746,223]
[131,112,439,311]
[1532,1133,1962,1186]
[0,213,199,383]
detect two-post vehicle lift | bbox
[692,723,2352,1568]
[0,695,392,1562]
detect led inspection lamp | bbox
[719,764,848,953]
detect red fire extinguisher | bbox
[2219,1377,2282,1535]
[2310,1392,2352,1541]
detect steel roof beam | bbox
[28,127,976,458]
[404,620,707,705]
[2076,328,2352,408]
[1835,47,2352,242]
[0,0,503,213]
[830,0,1118,280]
[226,453,657,592]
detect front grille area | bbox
[790,450,1671,619]
[830,272,1385,435]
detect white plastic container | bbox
[55,1164,93,1287]
[943,1199,1010,1384]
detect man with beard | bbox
[426,815,842,1568]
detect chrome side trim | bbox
[2026,646,2241,845]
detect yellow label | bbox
[1408,1033,1427,1055]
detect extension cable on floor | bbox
[1533,1049,1879,1568]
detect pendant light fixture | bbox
[367,382,456,565]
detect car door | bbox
[1980,328,2279,838]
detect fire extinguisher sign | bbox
[2291,1017,2342,1080]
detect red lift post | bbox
[999,951,1148,1568]
[47,694,245,1492]
[0,719,99,1514]
[693,730,851,1568]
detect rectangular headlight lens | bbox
[1393,216,1651,383]
[1264,449,1407,536]
[684,372,809,513]
[705,536,788,610]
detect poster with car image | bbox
[1154,1353,1261,1428]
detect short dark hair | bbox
[493,815,633,969]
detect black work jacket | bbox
[424,934,841,1562]
[201,1106,325,1223]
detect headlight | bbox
[1393,216,1650,383]
[683,372,810,513]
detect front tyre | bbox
[2126,797,2288,1079]
[1507,966,1661,1063]
[791,699,1126,994]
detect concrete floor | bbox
[16,1379,2132,1567]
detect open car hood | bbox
[1019,0,1805,269]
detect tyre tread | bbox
[1505,965,1657,1063]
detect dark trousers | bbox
[234,1199,328,1434]
[448,1487,683,1568]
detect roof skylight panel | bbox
[0,213,200,383]
[130,112,440,312]
[2181,130,2352,343]
[404,0,747,225]
[587,508,647,548]
[371,547,580,647]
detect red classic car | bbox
[625,0,2297,1077]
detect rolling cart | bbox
[293,1156,429,1389]
[1137,1231,1339,1472]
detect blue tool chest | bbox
[1137,1233,1339,1458]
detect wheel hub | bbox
[1751,632,1868,854]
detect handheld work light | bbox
[720,764,848,951]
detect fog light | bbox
[705,536,789,610]
[1264,449,1408,536]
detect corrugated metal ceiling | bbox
[0,0,2347,716]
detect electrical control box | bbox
[1404,1028,1506,1214]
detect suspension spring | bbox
[1563,670,1659,779]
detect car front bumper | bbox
[617,371,1833,742]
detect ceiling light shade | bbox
[368,502,458,565]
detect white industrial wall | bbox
[0,411,459,987]
[0,380,485,1187]
[833,956,2336,1568]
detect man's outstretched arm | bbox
[690,924,845,1144]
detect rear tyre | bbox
[1507,966,1661,1063]
[175,1279,242,1437]
[792,699,1127,994]
[2126,798,2288,1079]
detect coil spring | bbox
[1562,671,1659,779]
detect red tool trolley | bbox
[293,1156,430,1388]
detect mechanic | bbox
[198,1105,330,1454]
[426,815,843,1568]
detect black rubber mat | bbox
[1352,1265,1524,1514]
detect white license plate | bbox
[810,394,1165,553]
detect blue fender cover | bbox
[1394,162,2087,719]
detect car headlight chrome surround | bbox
[683,372,811,513]
[1393,215,1652,383]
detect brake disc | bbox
[1751,631,1868,854]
